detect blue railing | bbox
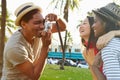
[48,52,84,60]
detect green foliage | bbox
[48,0,80,15]
[40,64,92,80]
[113,0,120,5]
[0,8,16,30]
[67,31,73,45]
[87,11,94,16]
[69,0,80,11]
[0,5,17,42]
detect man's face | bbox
[23,12,45,38]
[92,15,106,38]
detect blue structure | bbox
[48,52,84,60]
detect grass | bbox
[40,64,92,80]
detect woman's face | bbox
[92,15,106,38]
[79,18,91,41]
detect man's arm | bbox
[16,46,49,80]
[16,30,51,80]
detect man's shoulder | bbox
[5,30,26,51]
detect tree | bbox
[0,0,16,78]
[5,12,17,41]
[49,0,80,70]
[49,0,80,22]
[0,0,6,78]
[87,11,93,16]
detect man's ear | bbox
[21,21,26,29]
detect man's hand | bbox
[45,13,59,21]
[45,13,66,33]
[41,29,52,47]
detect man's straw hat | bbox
[14,2,42,26]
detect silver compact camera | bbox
[44,21,52,32]
[44,20,56,32]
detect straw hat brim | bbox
[15,6,41,26]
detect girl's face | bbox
[79,18,91,41]
[92,15,106,38]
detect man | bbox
[92,3,120,80]
[1,2,66,80]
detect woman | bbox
[92,2,120,80]
[79,15,120,80]
[79,16,99,80]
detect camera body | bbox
[44,21,52,32]
[44,20,56,32]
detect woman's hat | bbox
[93,3,120,25]
[14,2,42,26]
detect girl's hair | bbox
[81,16,97,50]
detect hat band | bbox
[17,5,32,16]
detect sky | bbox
[6,0,114,47]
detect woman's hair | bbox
[81,16,97,50]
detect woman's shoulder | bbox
[104,37,120,50]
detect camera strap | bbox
[56,21,67,56]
